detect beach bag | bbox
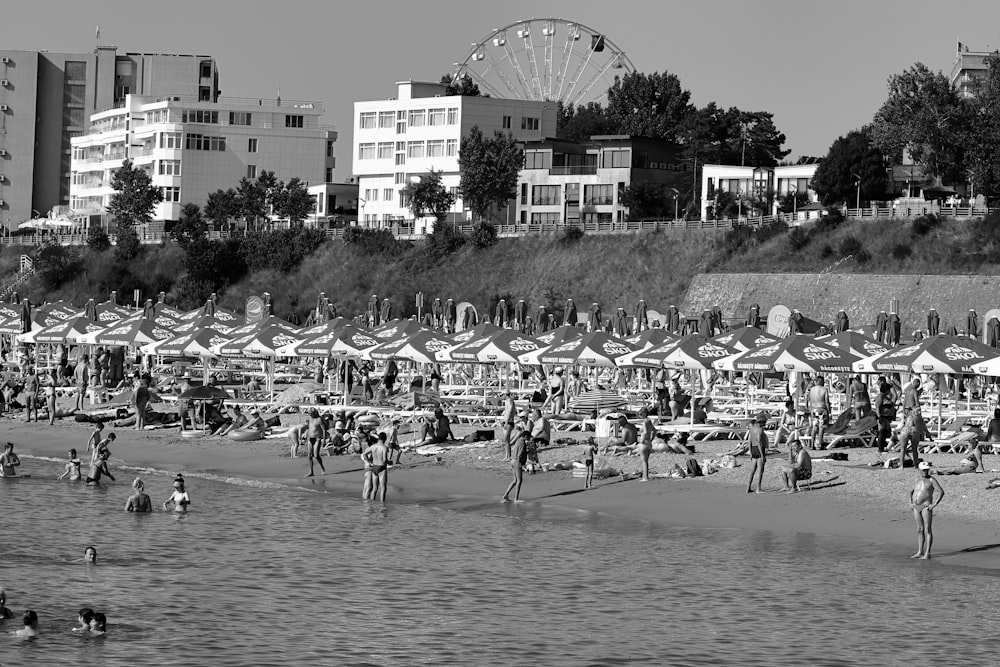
[684,458,703,477]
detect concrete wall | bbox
[682,273,1000,335]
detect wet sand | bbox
[6,413,1000,570]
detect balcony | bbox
[583,197,613,206]
[531,197,561,206]
[550,165,597,176]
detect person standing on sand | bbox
[746,412,768,493]
[133,376,150,431]
[22,366,38,423]
[124,478,152,512]
[910,461,944,559]
[582,438,597,489]
[501,389,516,461]
[74,354,90,412]
[305,408,327,477]
[806,376,831,450]
[637,409,655,482]
[363,432,390,501]
[502,419,529,503]
[44,367,58,426]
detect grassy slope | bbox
[4,215,999,319]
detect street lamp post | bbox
[666,187,679,221]
[790,185,797,221]
[851,173,861,211]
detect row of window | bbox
[358,139,458,160]
[182,109,219,124]
[524,212,613,224]
[363,188,397,202]
[522,183,617,206]
[359,108,458,130]
[185,133,227,151]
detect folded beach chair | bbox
[923,430,978,454]
[825,415,878,449]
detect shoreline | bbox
[6,417,1000,571]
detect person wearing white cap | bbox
[910,460,943,559]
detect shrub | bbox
[839,235,864,257]
[856,249,872,264]
[426,222,466,259]
[86,225,111,251]
[471,221,499,249]
[342,227,405,256]
[819,243,834,259]
[786,227,810,251]
[114,226,141,262]
[562,225,585,243]
[816,207,844,233]
[891,243,912,260]
[36,245,81,290]
[756,219,789,244]
[911,213,941,236]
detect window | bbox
[532,212,562,224]
[407,141,425,158]
[396,112,406,134]
[359,112,376,129]
[446,139,458,157]
[371,189,378,202]
[147,109,170,124]
[161,186,180,203]
[377,142,394,159]
[408,110,426,127]
[229,111,252,126]
[427,140,444,158]
[520,183,527,205]
[428,108,446,126]
[532,185,560,206]
[601,149,629,168]
[502,115,511,129]
[64,84,86,106]
[326,140,335,158]
[246,165,257,179]
[357,143,376,160]
[447,108,458,124]
[394,173,406,185]
[325,167,333,182]
[285,115,304,128]
[248,138,258,153]
[182,109,219,124]
[395,153,405,166]
[582,212,613,223]
[184,134,226,151]
[584,184,613,205]
[520,117,540,131]
[158,160,181,176]
[378,111,394,128]
[383,188,393,201]
[523,150,551,170]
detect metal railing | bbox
[550,165,597,176]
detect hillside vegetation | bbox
[4,211,1000,322]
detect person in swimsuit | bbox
[774,399,798,446]
[502,419,529,502]
[163,478,191,512]
[363,432,390,501]
[58,448,82,481]
[416,408,454,446]
[124,477,153,512]
[501,389,517,461]
[849,375,871,420]
[13,610,38,638]
[637,409,655,482]
[910,461,944,559]
[0,441,20,477]
[806,376,831,450]
[0,588,15,620]
[85,422,104,460]
[305,408,327,477]
[582,438,597,489]
[780,439,812,493]
[89,612,107,636]
[746,412,768,493]
[22,367,38,423]
[72,608,94,632]
[983,408,1000,443]
[605,415,639,455]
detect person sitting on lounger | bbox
[775,399,799,445]
[780,439,812,493]
[416,408,454,446]
[935,439,986,475]
[604,415,638,455]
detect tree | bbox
[114,226,141,261]
[205,188,239,231]
[171,203,208,248]
[870,63,966,184]
[776,190,810,214]
[236,177,266,231]
[86,224,111,251]
[440,73,484,97]
[271,177,315,226]
[963,54,1000,197]
[810,129,888,205]
[107,159,163,231]
[605,71,694,142]
[459,126,523,221]
[620,183,674,219]
[401,169,456,221]
[556,101,618,142]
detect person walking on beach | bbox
[910,461,944,559]
[502,419,529,503]
[806,376,831,450]
[0,441,21,477]
[305,408,327,477]
[582,438,597,489]
[124,478,152,512]
[44,367,58,425]
[746,412,768,493]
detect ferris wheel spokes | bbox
[570,51,627,107]
[501,38,533,101]
[520,26,543,100]
[562,39,600,106]
[463,61,508,100]
[553,24,580,103]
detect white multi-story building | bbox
[70,94,336,228]
[352,81,557,230]
[700,162,820,220]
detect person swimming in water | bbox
[58,449,82,481]
[163,477,191,512]
[13,610,38,637]
[0,588,15,620]
[89,612,107,636]
[72,608,94,632]
[0,441,21,478]
[84,546,97,563]
[124,477,152,512]
[910,461,944,559]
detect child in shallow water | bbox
[58,449,82,481]
[89,612,107,635]
[72,608,94,632]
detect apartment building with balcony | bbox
[700,162,820,220]
[70,94,336,228]
[0,46,219,230]
[515,136,686,225]
[352,81,556,231]
[949,41,998,99]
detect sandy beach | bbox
[7,409,1000,572]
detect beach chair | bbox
[923,430,979,454]
[824,416,878,449]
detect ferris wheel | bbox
[452,18,635,107]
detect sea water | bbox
[2,458,1000,666]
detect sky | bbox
[4,0,999,173]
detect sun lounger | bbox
[656,423,746,440]
[825,416,878,449]
[923,430,979,454]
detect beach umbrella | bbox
[712,326,780,352]
[368,330,454,364]
[726,335,859,374]
[587,303,602,332]
[987,317,1000,348]
[280,325,379,358]
[711,305,724,333]
[444,329,542,364]
[616,329,678,367]
[513,299,527,331]
[32,316,110,345]
[224,315,297,338]
[294,317,351,338]
[536,332,635,368]
[536,306,548,332]
[173,315,237,336]
[461,304,478,330]
[94,319,174,347]
[563,298,578,327]
[697,309,712,336]
[431,298,443,327]
[612,308,628,337]
[20,299,32,334]
[658,334,737,370]
[567,389,627,413]
[367,294,380,328]
[516,323,587,365]
[665,305,681,333]
[746,303,761,328]
[835,309,850,333]
[0,302,19,321]
[547,314,555,330]
[968,310,980,338]
[35,300,78,321]
[816,331,889,360]
[633,299,648,334]
[209,324,296,357]
[874,311,889,343]
[444,298,457,331]
[144,330,230,358]
[493,298,508,328]
[178,385,233,401]
[380,298,392,323]
[888,312,901,346]
[927,309,940,336]
[449,321,500,344]
[856,335,1000,374]
[370,319,433,344]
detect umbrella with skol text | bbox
[143,329,230,358]
[446,329,542,365]
[816,331,889,360]
[854,335,1000,375]
[712,326,780,353]
[368,330,456,364]
[277,325,378,358]
[726,336,859,374]
[536,332,636,367]
[517,324,584,366]
[94,319,174,347]
[448,321,500,344]
[615,329,678,367]
[33,316,108,345]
